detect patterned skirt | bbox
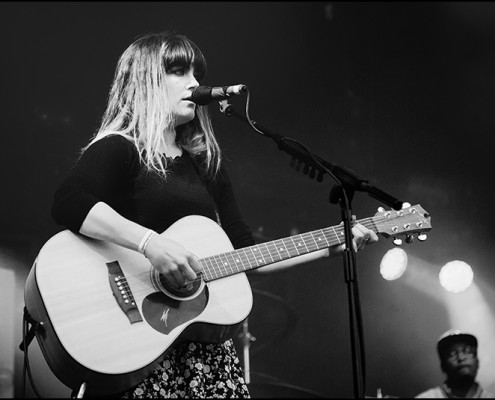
[120,339,250,398]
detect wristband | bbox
[138,229,156,255]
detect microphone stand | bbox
[218,100,403,398]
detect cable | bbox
[21,310,42,398]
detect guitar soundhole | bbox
[152,269,205,301]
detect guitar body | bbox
[24,215,253,395]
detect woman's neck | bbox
[161,131,183,158]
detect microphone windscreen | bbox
[190,86,213,105]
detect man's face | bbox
[441,342,479,381]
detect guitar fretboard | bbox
[199,218,375,282]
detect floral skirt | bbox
[120,339,250,398]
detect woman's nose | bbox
[187,73,199,89]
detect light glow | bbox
[380,248,408,281]
[439,260,473,293]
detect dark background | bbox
[1,2,495,398]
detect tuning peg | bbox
[317,171,324,182]
[377,207,385,212]
[303,164,310,175]
[393,237,403,246]
[405,234,414,244]
[401,202,411,209]
[417,233,428,241]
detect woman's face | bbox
[165,65,200,127]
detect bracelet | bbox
[138,229,156,255]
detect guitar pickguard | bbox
[141,287,209,335]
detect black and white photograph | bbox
[1,2,495,398]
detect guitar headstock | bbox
[372,204,431,244]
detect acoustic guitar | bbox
[24,204,431,395]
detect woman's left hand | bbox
[330,219,379,256]
[351,222,379,252]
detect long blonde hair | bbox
[85,31,221,178]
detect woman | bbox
[52,31,378,398]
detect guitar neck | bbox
[199,216,376,282]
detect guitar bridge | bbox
[106,261,143,324]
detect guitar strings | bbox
[129,214,419,287]
[124,213,420,291]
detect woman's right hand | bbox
[143,234,201,289]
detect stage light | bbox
[439,260,473,293]
[380,248,408,281]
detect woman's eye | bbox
[169,67,185,75]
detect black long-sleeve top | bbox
[51,134,255,250]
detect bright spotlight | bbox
[380,248,408,281]
[439,260,473,293]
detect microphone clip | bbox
[219,100,233,116]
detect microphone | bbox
[189,84,247,105]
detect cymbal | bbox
[237,288,298,352]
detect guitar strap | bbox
[189,155,222,227]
